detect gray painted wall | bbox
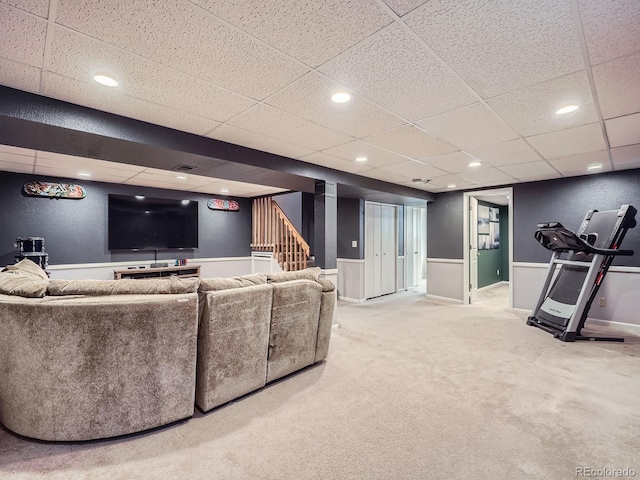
[0,171,252,266]
[273,191,302,233]
[513,170,640,266]
[337,197,363,259]
[427,191,464,259]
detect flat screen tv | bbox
[108,194,198,250]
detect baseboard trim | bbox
[426,294,464,304]
[338,296,366,304]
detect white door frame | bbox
[462,188,514,308]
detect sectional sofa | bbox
[0,260,335,441]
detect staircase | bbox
[251,197,311,271]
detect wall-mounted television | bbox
[108,194,198,251]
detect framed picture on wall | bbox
[478,205,490,234]
[489,207,499,222]
[490,222,500,249]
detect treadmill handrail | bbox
[534,223,634,256]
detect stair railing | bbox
[251,197,310,271]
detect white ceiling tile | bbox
[359,168,412,184]
[380,161,448,180]
[0,144,36,157]
[33,166,137,184]
[498,161,558,180]
[611,144,640,167]
[382,0,428,17]
[48,28,254,123]
[265,73,404,138]
[0,57,41,93]
[0,150,35,164]
[319,23,477,121]
[55,0,308,100]
[419,151,483,174]
[36,150,145,171]
[487,71,598,137]
[363,125,457,159]
[193,0,392,67]
[507,174,556,184]
[578,0,640,66]
[547,150,610,175]
[612,162,640,172]
[427,174,477,189]
[459,167,516,185]
[122,178,206,192]
[136,169,214,186]
[208,124,313,160]
[34,158,139,179]
[593,52,640,119]
[397,180,442,193]
[466,139,542,167]
[404,0,583,98]
[417,103,518,149]
[605,114,640,148]
[297,152,373,174]
[228,104,353,151]
[526,123,606,159]
[0,160,34,174]
[42,73,221,136]
[0,3,47,67]
[322,140,408,168]
[3,0,49,17]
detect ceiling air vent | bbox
[172,164,197,172]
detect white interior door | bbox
[469,197,478,303]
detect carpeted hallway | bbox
[2,286,639,479]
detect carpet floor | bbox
[1,284,639,479]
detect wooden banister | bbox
[251,197,311,271]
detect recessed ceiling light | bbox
[135,195,145,200]
[555,104,579,115]
[468,161,482,167]
[220,188,229,194]
[181,200,190,205]
[355,156,367,162]
[176,175,187,180]
[447,184,456,188]
[78,172,90,177]
[587,163,603,171]
[331,92,351,103]
[144,210,150,214]
[93,74,118,87]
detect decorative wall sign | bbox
[207,199,239,211]
[23,181,86,199]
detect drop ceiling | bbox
[0,0,638,195]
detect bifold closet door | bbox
[365,202,396,299]
[381,204,396,295]
[365,203,382,299]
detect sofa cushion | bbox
[199,273,267,292]
[0,259,49,298]
[48,276,199,296]
[266,267,321,284]
[2,258,48,279]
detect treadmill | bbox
[527,205,636,342]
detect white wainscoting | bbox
[513,262,640,327]
[426,258,464,303]
[336,258,365,303]
[397,256,405,292]
[46,257,253,280]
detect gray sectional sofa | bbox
[0,261,335,441]
[196,268,335,412]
